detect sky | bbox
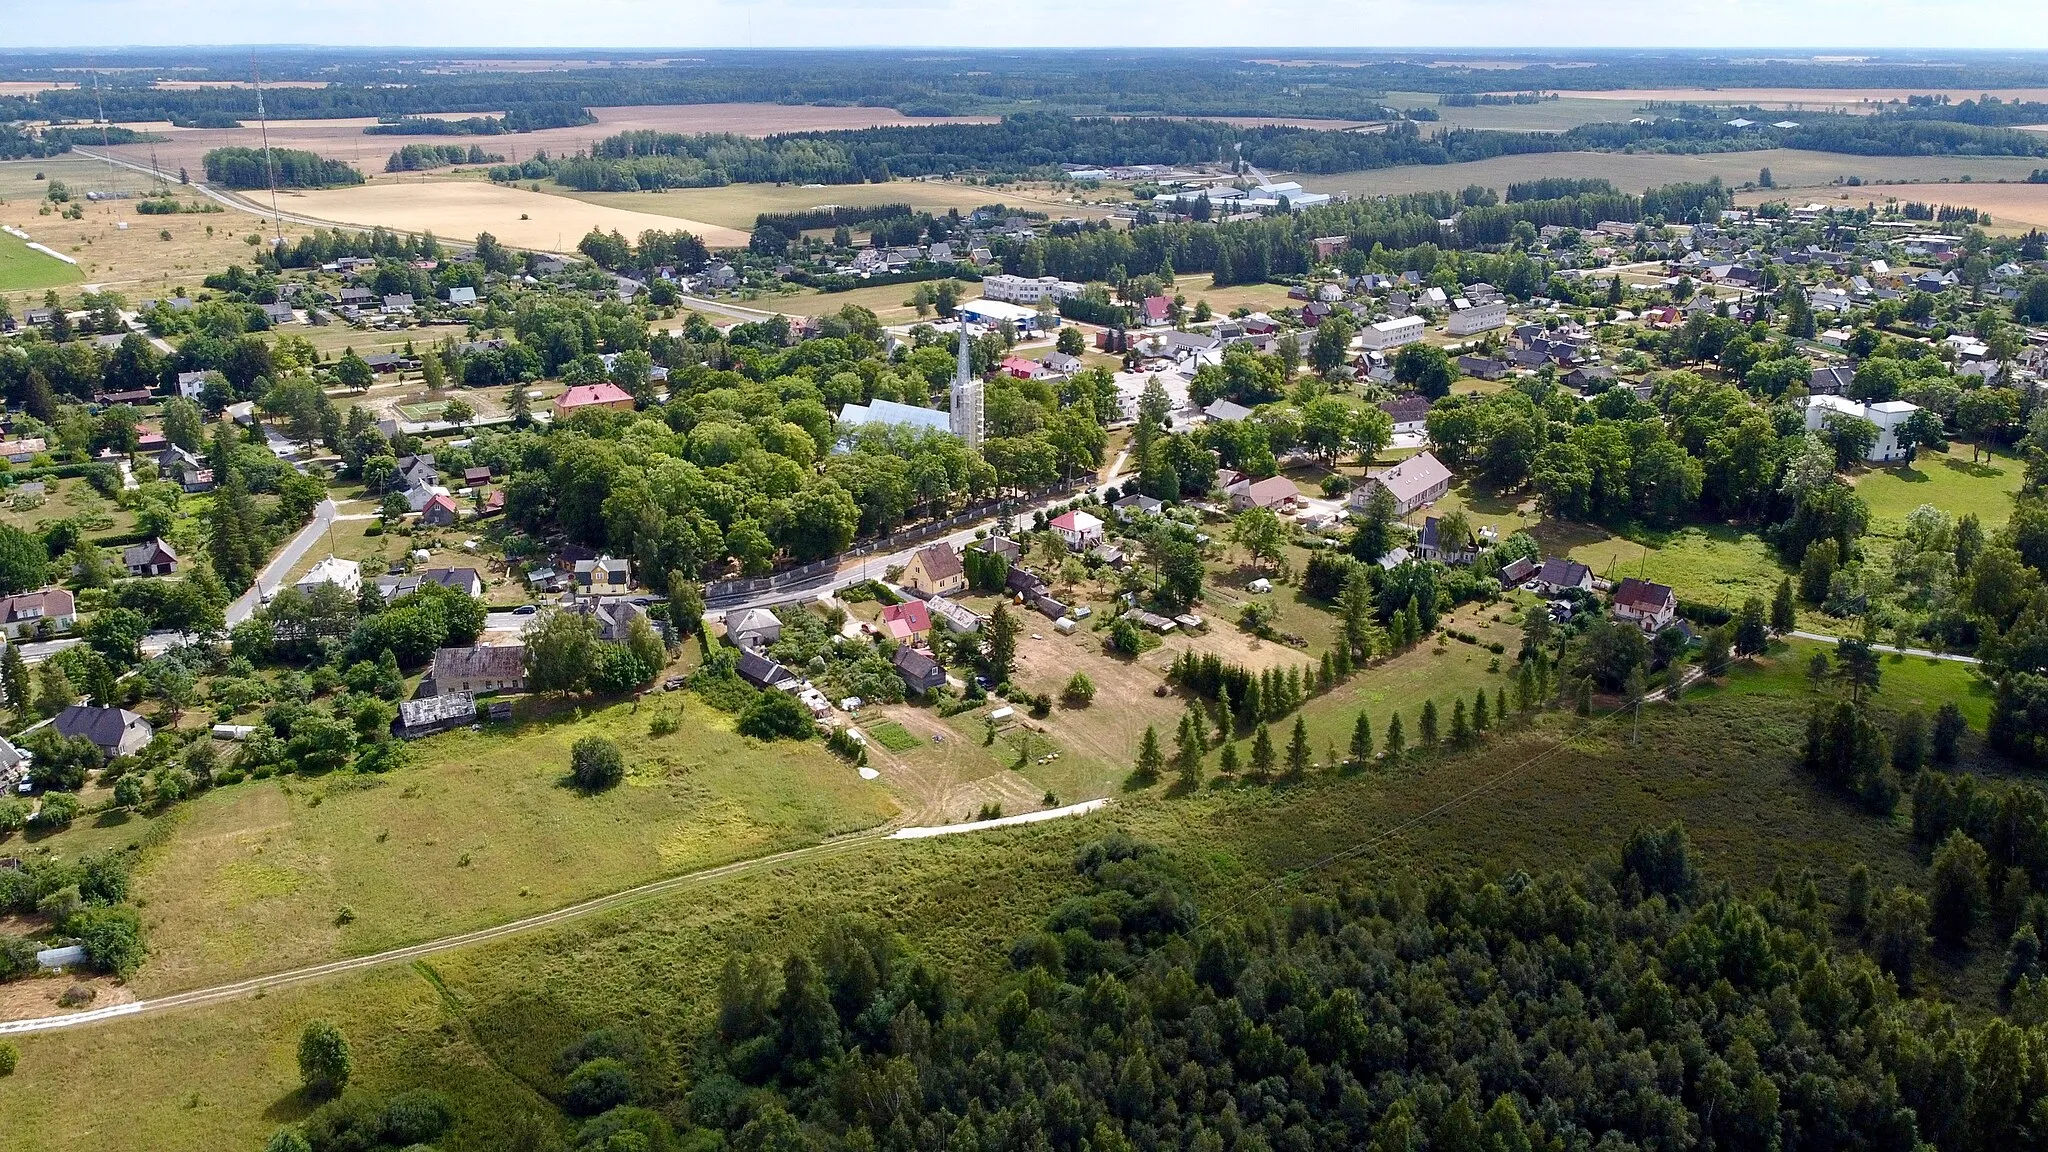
[8,0,2048,52]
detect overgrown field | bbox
[0,648,1985,1151]
[15,696,897,996]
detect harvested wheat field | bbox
[83,102,998,183]
[1738,181,2048,233]
[285,179,752,251]
[1297,149,2048,200]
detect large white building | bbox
[1446,298,1509,336]
[1802,395,1922,463]
[1359,316,1426,351]
[981,275,1084,305]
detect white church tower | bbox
[949,320,983,453]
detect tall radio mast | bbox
[251,53,284,246]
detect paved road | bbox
[709,447,1132,618]
[227,499,338,625]
[16,637,83,665]
[1787,629,1984,665]
[0,798,1117,1036]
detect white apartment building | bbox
[1359,315,1425,351]
[1446,298,1509,336]
[980,275,1085,306]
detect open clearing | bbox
[1295,149,2048,199]
[80,103,1000,184]
[0,646,1986,1152]
[1739,180,2048,232]
[558,177,1116,235]
[284,179,751,251]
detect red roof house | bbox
[554,382,635,416]
[880,599,932,643]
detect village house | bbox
[0,437,47,465]
[880,600,932,645]
[376,567,485,602]
[295,556,362,598]
[575,555,632,593]
[1378,396,1431,436]
[976,535,1024,564]
[53,705,154,760]
[1499,556,1538,586]
[1531,558,1594,595]
[1352,451,1452,517]
[420,492,461,526]
[1612,578,1678,633]
[1049,510,1105,551]
[568,596,651,643]
[736,648,797,690]
[1113,493,1163,519]
[892,646,948,695]
[0,587,76,638]
[122,538,178,577]
[463,466,492,489]
[899,544,967,598]
[1416,517,1475,565]
[1227,475,1301,513]
[725,607,782,652]
[554,382,636,418]
[431,645,527,695]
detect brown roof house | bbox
[0,588,75,638]
[1227,475,1301,513]
[1352,451,1451,518]
[1612,578,1678,633]
[432,644,526,696]
[900,544,967,597]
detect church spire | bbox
[950,319,983,454]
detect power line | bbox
[251,52,284,247]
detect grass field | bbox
[15,694,897,996]
[557,177,1113,235]
[1,646,1982,1152]
[1552,520,1788,614]
[1855,442,2024,542]
[1292,149,2048,200]
[0,476,135,538]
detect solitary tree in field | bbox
[1349,711,1372,767]
[1771,578,1797,634]
[298,1021,352,1097]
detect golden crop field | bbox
[1293,148,2048,200]
[554,176,1120,234]
[284,178,751,251]
[1738,180,2048,232]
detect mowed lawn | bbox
[0,233,82,293]
[1541,519,1789,613]
[2,659,1967,1152]
[1853,441,2024,541]
[86,697,898,993]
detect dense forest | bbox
[10,50,2048,121]
[263,825,2048,1152]
[201,147,364,189]
[383,143,503,173]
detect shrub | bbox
[1061,672,1096,706]
[563,1056,637,1115]
[737,690,814,741]
[30,792,81,831]
[0,1040,15,1075]
[570,736,626,792]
